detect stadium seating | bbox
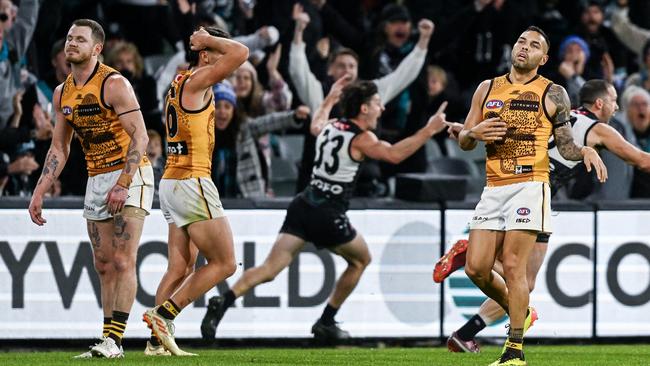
[427,157,484,197]
[270,135,304,196]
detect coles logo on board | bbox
[485,100,504,109]
[517,207,531,216]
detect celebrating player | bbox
[200,76,450,342]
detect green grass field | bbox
[1,345,648,365]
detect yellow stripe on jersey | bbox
[60,62,151,176]
[481,74,554,187]
[162,71,215,179]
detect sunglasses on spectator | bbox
[0,13,8,22]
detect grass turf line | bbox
[0,345,648,365]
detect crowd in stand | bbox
[1,0,649,200]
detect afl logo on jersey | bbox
[516,207,531,216]
[62,106,73,116]
[485,100,504,109]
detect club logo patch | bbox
[485,100,504,109]
[517,207,531,216]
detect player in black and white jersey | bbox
[438,79,650,353]
[200,76,451,341]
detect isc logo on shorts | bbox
[485,100,504,109]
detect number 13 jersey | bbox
[307,119,363,206]
[162,70,216,179]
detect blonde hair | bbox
[106,41,145,78]
[427,65,448,88]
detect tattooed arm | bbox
[546,84,585,160]
[29,85,74,225]
[104,75,149,215]
[546,84,608,182]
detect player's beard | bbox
[512,59,537,73]
[65,51,90,65]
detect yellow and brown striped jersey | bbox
[162,70,215,179]
[60,62,149,176]
[481,74,554,186]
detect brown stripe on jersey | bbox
[197,178,213,219]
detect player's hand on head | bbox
[190,27,211,51]
[106,184,129,215]
[28,194,46,226]
[582,146,608,183]
[469,117,507,141]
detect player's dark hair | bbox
[580,79,612,105]
[526,25,550,52]
[187,26,231,68]
[72,19,105,44]
[341,81,378,118]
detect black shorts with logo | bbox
[279,194,357,249]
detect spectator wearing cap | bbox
[0,0,39,129]
[211,81,310,198]
[554,35,590,107]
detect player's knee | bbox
[464,264,487,285]
[167,261,189,280]
[348,254,372,271]
[223,260,237,278]
[207,256,237,278]
[112,253,135,273]
[501,258,521,279]
[527,276,536,292]
[363,252,372,267]
[94,258,112,276]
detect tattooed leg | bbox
[88,219,117,318]
[111,210,145,313]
